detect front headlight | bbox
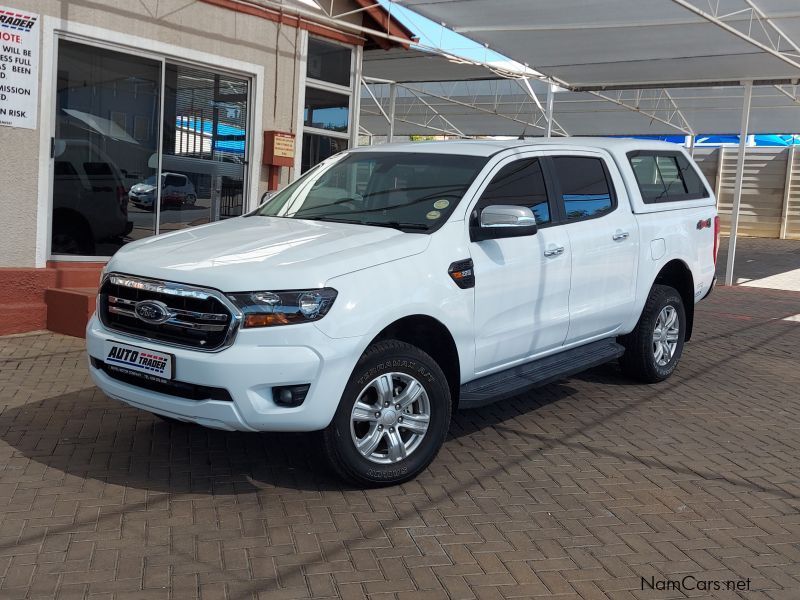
[228,288,338,328]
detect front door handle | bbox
[612,231,629,241]
[544,246,565,257]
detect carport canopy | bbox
[359,72,800,138]
[399,0,800,90]
[356,0,800,286]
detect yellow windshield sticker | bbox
[433,199,450,210]
[426,210,441,220]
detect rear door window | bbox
[551,156,615,221]
[164,174,184,188]
[628,151,709,203]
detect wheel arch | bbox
[368,314,461,410]
[652,259,695,340]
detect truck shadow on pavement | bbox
[0,374,591,495]
[1,311,795,499]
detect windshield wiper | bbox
[361,221,429,231]
[299,216,428,231]
[302,216,359,224]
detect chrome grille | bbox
[99,274,239,351]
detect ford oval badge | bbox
[134,300,171,325]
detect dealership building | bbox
[0,0,412,335]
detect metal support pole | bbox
[387,83,397,143]
[545,84,555,138]
[350,45,363,149]
[725,81,753,286]
[780,145,795,239]
[714,146,725,206]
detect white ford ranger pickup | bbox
[86,138,719,486]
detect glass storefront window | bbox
[52,41,160,256]
[50,41,250,257]
[303,87,349,133]
[302,133,348,173]
[306,38,351,87]
[300,37,354,174]
[158,64,249,234]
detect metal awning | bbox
[362,47,536,82]
[359,78,800,137]
[356,0,800,287]
[399,0,800,90]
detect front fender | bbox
[315,227,475,382]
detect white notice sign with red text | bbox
[0,5,39,129]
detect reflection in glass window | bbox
[552,156,614,221]
[307,38,351,87]
[300,36,354,173]
[303,87,349,132]
[158,63,249,234]
[52,40,160,256]
[302,133,348,173]
[479,159,551,225]
[51,41,252,257]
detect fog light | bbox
[273,384,310,407]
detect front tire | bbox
[322,340,451,487]
[619,284,686,383]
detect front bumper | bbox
[129,194,154,207]
[86,314,364,432]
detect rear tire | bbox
[322,340,451,487]
[619,284,686,383]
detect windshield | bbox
[253,151,489,232]
[142,175,165,186]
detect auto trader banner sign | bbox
[0,5,39,129]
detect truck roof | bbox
[350,137,686,157]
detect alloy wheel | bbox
[349,372,431,464]
[652,305,680,366]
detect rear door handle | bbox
[544,246,565,257]
[612,231,629,241]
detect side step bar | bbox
[459,339,625,409]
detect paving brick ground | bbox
[1,284,799,599]
[716,237,800,291]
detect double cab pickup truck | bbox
[87,139,719,486]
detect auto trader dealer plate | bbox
[103,341,173,379]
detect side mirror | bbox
[470,205,538,242]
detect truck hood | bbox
[107,216,430,290]
[130,183,156,194]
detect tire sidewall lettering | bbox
[356,358,435,387]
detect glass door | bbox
[51,40,252,258]
[51,40,161,256]
[158,63,249,234]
